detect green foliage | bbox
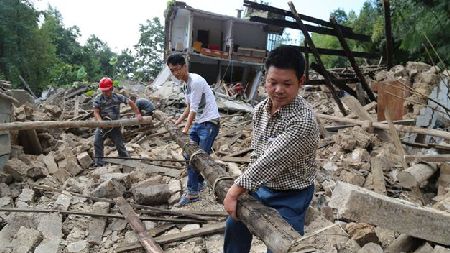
[84,90,95,97]
[390,0,450,65]
[0,1,130,94]
[0,0,57,93]
[116,49,136,79]
[311,34,348,68]
[134,17,164,82]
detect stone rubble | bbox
[0,63,449,252]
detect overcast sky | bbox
[32,0,366,53]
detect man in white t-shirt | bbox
[167,54,220,206]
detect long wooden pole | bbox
[317,113,450,141]
[330,16,376,102]
[114,196,164,253]
[153,111,314,253]
[0,116,152,131]
[383,0,394,69]
[288,1,347,116]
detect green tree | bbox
[0,0,57,93]
[40,6,85,86]
[116,49,136,79]
[82,35,116,81]
[134,17,164,82]
[390,0,450,65]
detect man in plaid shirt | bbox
[223,45,319,253]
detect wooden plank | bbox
[324,119,415,132]
[342,96,375,121]
[243,0,361,37]
[298,46,377,59]
[305,78,361,86]
[375,80,409,121]
[0,116,153,131]
[249,16,371,42]
[114,196,163,253]
[116,222,226,252]
[103,158,181,178]
[384,109,408,169]
[346,101,377,119]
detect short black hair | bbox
[265,45,305,80]
[167,54,186,66]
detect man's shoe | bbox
[175,193,200,207]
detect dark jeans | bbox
[94,127,129,165]
[223,184,315,253]
[184,121,219,194]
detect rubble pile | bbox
[0,61,449,253]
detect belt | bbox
[201,119,220,126]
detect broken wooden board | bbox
[104,158,181,178]
[384,109,408,169]
[342,95,375,121]
[375,80,410,121]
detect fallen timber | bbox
[0,207,207,224]
[317,113,450,141]
[153,111,315,253]
[0,116,153,131]
[114,196,164,253]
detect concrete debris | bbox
[330,181,450,245]
[346,223,379,246]
[11,226,43,253]
[357,242,383,253]
[76,152,93,170]
[1,61,449,252]
[133,184,172,205]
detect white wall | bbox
[171,9,191,50]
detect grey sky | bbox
[33,0,366,53]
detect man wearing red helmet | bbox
[93,77,143,167]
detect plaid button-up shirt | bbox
[235,96,319,191]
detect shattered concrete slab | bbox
[330,181,450,245]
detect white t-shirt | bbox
[184,73,220,123]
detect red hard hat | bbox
[99,77,113,91]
